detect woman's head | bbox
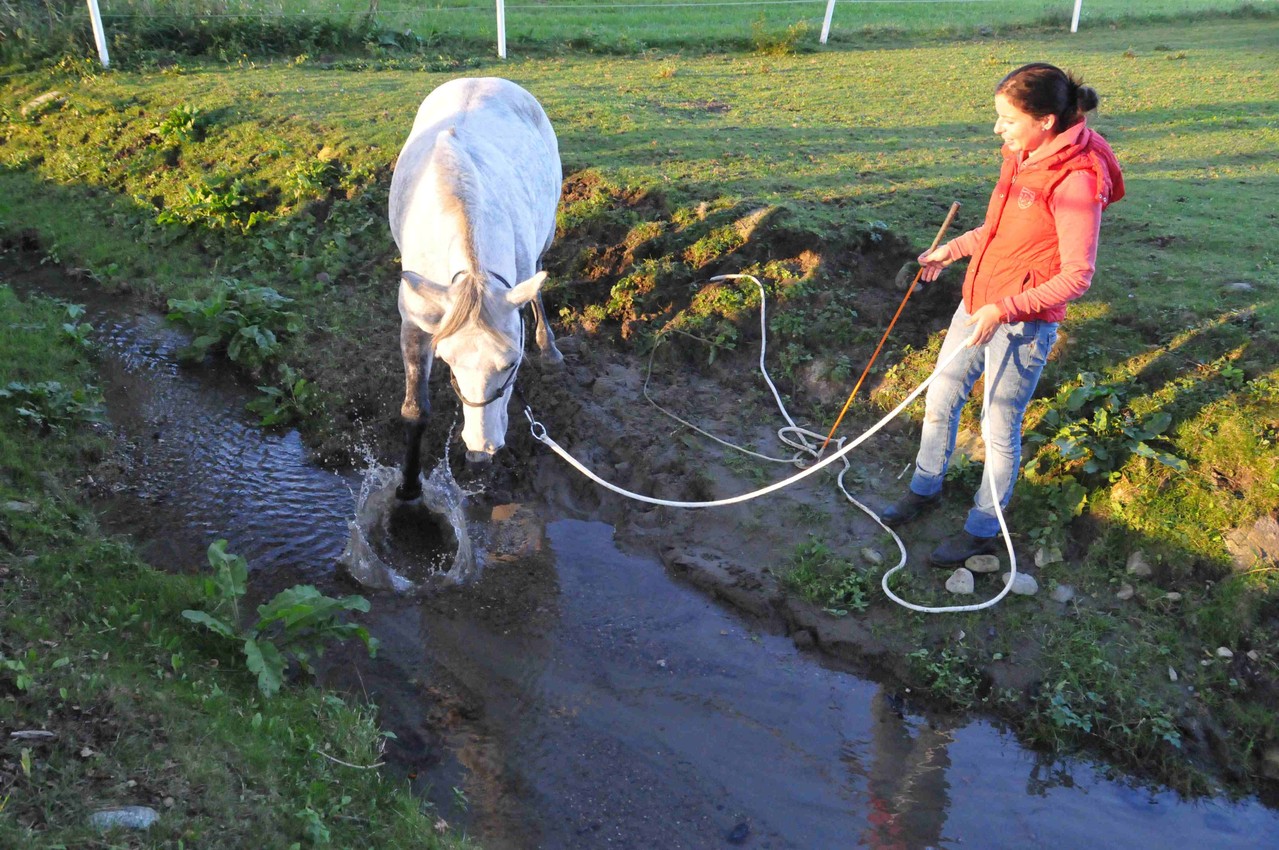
[995,63,1099,134]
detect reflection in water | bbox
[850,691,953,850]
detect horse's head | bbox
[403,269,547,464]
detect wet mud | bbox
[8,262,1279,848]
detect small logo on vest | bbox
[1018,187,1037,209]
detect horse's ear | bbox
[505,271,547,308]
[402,270,450,299]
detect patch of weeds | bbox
[1026,372,1188,484]
[58,302,94,351]
[285,157,340,202]
[907,646,980,707]
[944,453,983,491]
[784,539,872,616]
[751,16,811,56]
[721,448,770,486]
[150,103,206,145]
[166,278,302,372]
[156,173,272,233]
[0,380,103,435]
[182,540,379,697]
[246,363,323,428]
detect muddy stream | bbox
[29,275,1279,849]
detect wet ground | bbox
[18,273,1279,848]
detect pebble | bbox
[2,501,35,513]
[89,806,159,831]
[1216,647,1234,659]
[1168,667,1179,682]
[1034,546,1063,567]
[1126,550,1153,577]
[1248,650,1260,661]
[1116,583,1135,600]
[945,568,974,595]
[860,547,884,566]
[965,554,1001,574]
[1049,584,1076,604]
[1223,281,1255,293]
[1001,572,1039,595]
[1165,591,1183,602]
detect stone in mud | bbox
[965,553,1000,574]
[1034,546,1063,568]
[1050,583,1076,604]
[1116,583,1135,601]
[1126,550,1153,577]
[89,806,159,831]
[945,568,974,595]
[860,547,884,566]
[1001,572,1038,595]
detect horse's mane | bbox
[429,131,517,351]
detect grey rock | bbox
[1126,550,1153,577]
[965,553,1001,574]
[860,547,884,566]
[1223,281,1255,293]
[1049,583,1076,604]
[89,806,159,831]
[1001,572,1039,595]
[1116,583,1135,600]
[1226,515,1279,572]
[21,91,65,118]
[1035,546,1063,567]
[945,568,974,595]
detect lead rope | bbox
[521,276,1018,614]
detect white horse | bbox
[388,77,562,500]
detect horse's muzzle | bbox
[465,450,494,466]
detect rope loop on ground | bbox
[526,274,1018,613]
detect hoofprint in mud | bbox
[388,77,564,499]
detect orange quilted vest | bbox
[962,124,1125,323]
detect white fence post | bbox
[496,0,507,58]
[820,0,837,44]
[1071,0,1082,33]
[86,0,110,67]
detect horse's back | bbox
[389,77,559,262]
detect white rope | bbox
[526,274,1020,613]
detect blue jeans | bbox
[909,303,1058,538]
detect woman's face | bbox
[993,93,1055,155]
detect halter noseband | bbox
[446,270,525,409]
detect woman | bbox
[879,62,1125,568]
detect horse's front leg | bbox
[397,320,434,501]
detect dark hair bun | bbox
[1075,84,1100,115]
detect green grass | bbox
[1,8,1277,795]
[0,286,465,847]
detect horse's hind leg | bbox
[531,258,563,364]
[397,320,434,501]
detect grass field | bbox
[6,0,1270,62]
[2,2,1278,809]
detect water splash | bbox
[339,453,475,593]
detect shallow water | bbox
[28,276,1279,849]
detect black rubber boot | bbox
[880,491,942,527]
[928,531,998,568]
